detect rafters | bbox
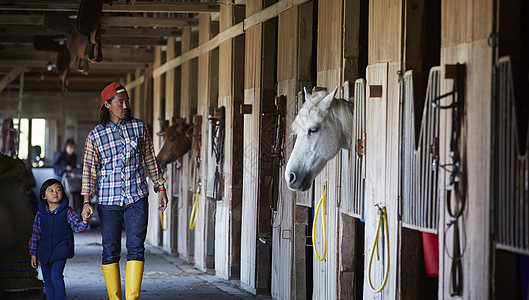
[0,2,219,13]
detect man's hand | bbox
[82,195,94,220]
[30,255,37,269]
[158,190,168,211]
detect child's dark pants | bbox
[40,258,66,300]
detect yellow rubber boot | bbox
[125,260,144,300]
[102,263,122,300]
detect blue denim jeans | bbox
[40,259,66,300]
[97,197,148,265]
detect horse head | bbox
[284,87,353,191]
[157,118,192,168]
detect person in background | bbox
[81,82,167,300]
[29,178,91,300]
[53,139,77,180]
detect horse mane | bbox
[329,98,354,140]
[292,90,354,140]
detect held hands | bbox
[82,195,94,223]
[81,206,92,223]
[30,255,37,269]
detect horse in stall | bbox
[156,118,193,168]
[284,87,354,191]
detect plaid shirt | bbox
[81,118,165,206]
[29,208,87,256]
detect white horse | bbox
[285,87,354,191]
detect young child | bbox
[29,178,91,300]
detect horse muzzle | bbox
[285,170,313,191]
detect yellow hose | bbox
[312,186,327,261]
[160,210,167,231]
[367,205,390,293]
[189,190,200,230]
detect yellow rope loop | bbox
[312,185,327,261]
[189,189,200,230]
[368,205,390,293]
[160,210,167,231]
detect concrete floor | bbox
[52,229,270,300]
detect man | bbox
[81,82,167,300]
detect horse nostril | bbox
[289,173,296,184]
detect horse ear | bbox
[303,87,312,103]
[319,86,338,111]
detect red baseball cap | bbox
[100,82,128,111]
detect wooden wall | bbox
[215,0,245,280]
[162,37,178,254]
[146,46,164,246]
[194,12,218,272]
[368,0,401,63]
[177,27,198,260]
[311,0,343,299]
[438,0,493,299]
[240,22,263,293]
[272,6,298,299]
[363,0,402,298]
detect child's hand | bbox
[30,255,37,269]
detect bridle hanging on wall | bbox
[207,106,225,201]
[262,95,286,226]
[432,63,467,297]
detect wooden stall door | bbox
[364,62,400,299]
[215,0,245,280]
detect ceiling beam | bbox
[101,16,197,28]
[0,25,182,38]
[0,59,150,70]
[0,35,169,46]
[0,14,198,28]
[0,65,30,93]
[0,2,220,13]
[0,46,154,63]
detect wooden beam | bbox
[125,75,145,90]
[0,35,168,47]
[0,25,182,38]
[0,14,198,28]
[153,0,308,78]
[0,65,29,93]
[0,2,220,13]
[0,45,154,62]
[0,59,149,70]
[101,16,197,28]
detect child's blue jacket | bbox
[36,198,74,264]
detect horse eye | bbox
[308,126,319,135]
[169,137,175,142]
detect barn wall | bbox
[216,0,245,280]
[162,37,177,253]
[240,23,262,292]
[272,6,298,299]
[194,13,214,272]
[438,0,493,299]
[312,0,343,299]
[177,28,197,260]
[362,0,402,298]
[368,0,401,63]
[146,46,163,247]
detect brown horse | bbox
[157,118,192,168]
[66,30,90,74]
